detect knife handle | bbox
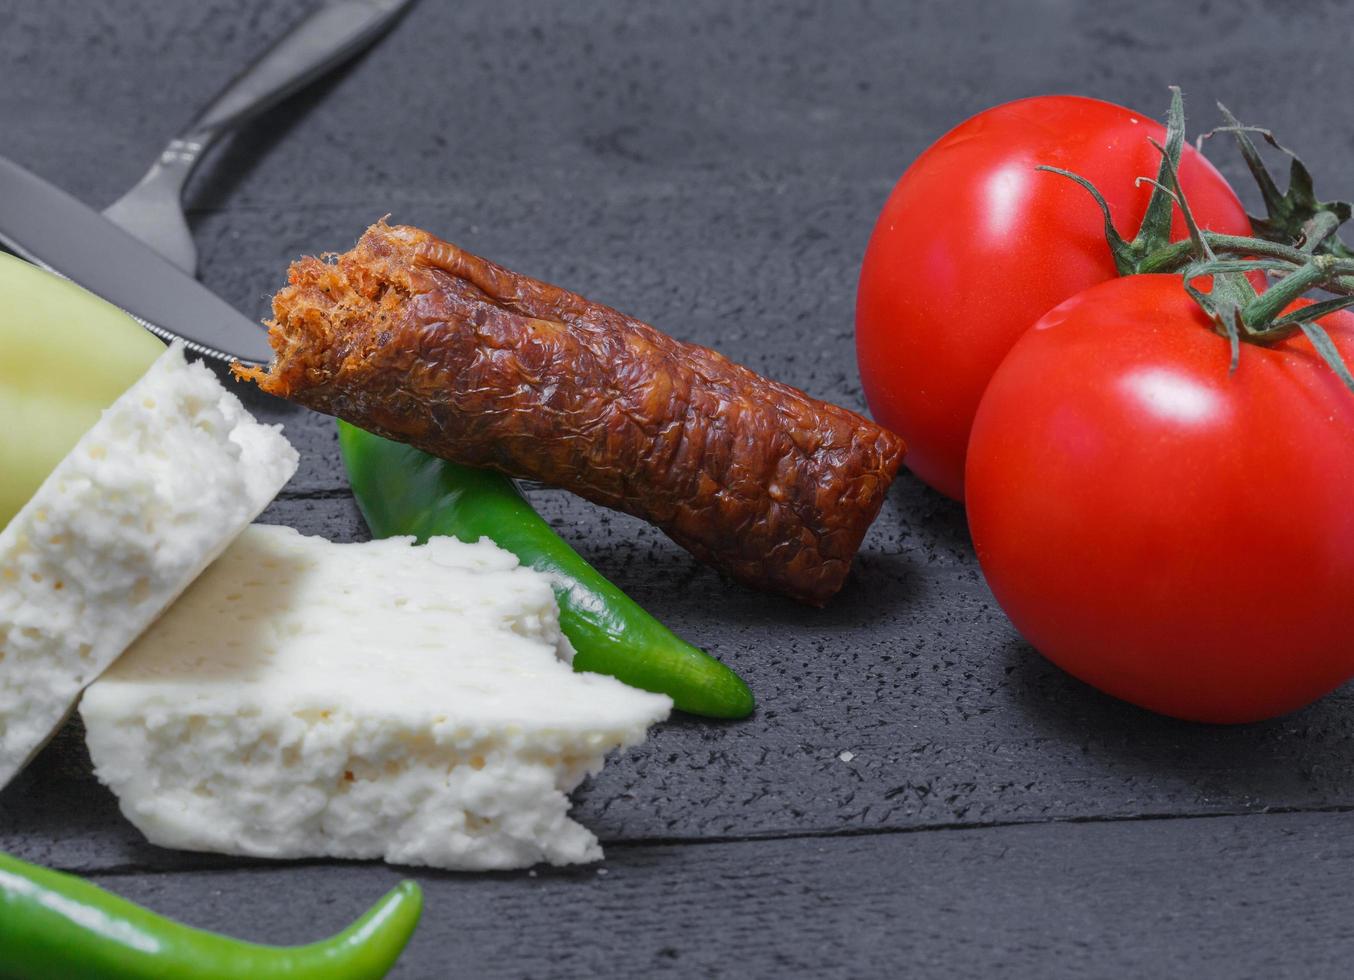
[181,0,414,150]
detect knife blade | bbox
[0,154,273,366]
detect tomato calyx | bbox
[1198,104,1354,261]
[1041,87,1354,393]
[1156,132,1354,391]
[1036,87,1190,278]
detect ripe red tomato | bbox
[856,95,1252,500]
[965,274,1354,723]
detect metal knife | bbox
[0,156,276,365]
[0,0,414,365]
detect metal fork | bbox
[103,0,415,276]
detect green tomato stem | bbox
[1240,255,1335,330]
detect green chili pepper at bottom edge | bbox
[337,421,755,719]
[0,851,422,980]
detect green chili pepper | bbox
[0,851,422,980]
[338,421,755,719]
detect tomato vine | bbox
[1040,86,1354,392]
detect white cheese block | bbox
[0,342,297,789]
[80,524,672,871]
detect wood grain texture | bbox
[87,812,1354,979]
[3,0,1354,975]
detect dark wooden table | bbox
[4,1,1354,976]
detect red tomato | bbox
[965,274,1354,723]
[856,95,1252,500]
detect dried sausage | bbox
[236,222,906,605]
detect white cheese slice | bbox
[80,524,672,871]
[0,342,298,789]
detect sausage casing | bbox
[236,222,906,605]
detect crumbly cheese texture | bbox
[0,343,297,789]
[80,525,672,871]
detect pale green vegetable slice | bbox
[0,253,163,528]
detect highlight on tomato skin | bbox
[854,94,1252,501]
[963,275,1354,724]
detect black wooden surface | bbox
[4,1,1354,977]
